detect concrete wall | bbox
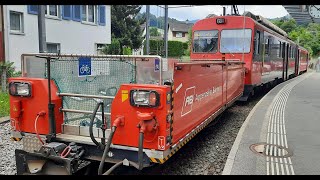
[3,5,111,71]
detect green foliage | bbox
[111,5,144,54]
[0,92,9,117]
[272,17,320,57]
[280,19,297,33]
[150,27,160,36]
[0,61,21,93]
[123,47,132,55]
[144,40,188,57]
[168,41,185,57]
[102,38,121,55]
[182,42,188,49]
[187,27,192,47]
[288,22,320,57]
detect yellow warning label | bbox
[13,105,17,112]
[122,90,128,102]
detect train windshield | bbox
[193,30,219,53]
[220,29,252,53]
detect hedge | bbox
[144,40,188,57]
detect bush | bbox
[0,61,21,92]
[123,47,132,55]
[182,42,188,50]
[144,40,185,57]
[103,38,121,55]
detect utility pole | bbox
[164,5,168,58]
[38,5,47,53]
[231,5,234,15]
[146,5,150,55]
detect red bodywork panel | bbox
[111,85,171,150]
[9,78,63,135]
[111,62,244,151]
[171,62,243,143]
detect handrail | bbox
[58,93,115,99]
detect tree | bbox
[110,5,144,54]
[280,19,297,33]
[187,27,192,47]
[150,27,160,36]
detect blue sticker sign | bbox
[155,58,160,72]
[78,57,91,76]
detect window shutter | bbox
[62,5,72,20]
[27,5,38,15]
[72,5,81,22]
[98,5,106,26]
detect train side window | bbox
[264,37,270,56]
[254,31,260,55]
[279,41,282,58]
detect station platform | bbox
[223,71,320,175]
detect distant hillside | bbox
[267,14,291,21]
[136,12,196,28]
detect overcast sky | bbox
[140,5,289,21]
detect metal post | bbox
[146,5,150,55]
[46,57,56,141]
[164,5,168,58]
[38,5,47,53]
[231,5,234,15]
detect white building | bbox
[0,5,111,71]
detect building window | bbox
[47,43,60,53]
[96,44,106,55]
[10,11,24,34]
[175,32,183,38]
[45,5,59,18]
[82,5,96,23]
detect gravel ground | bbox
[0,95,262,175]
[0,122,23,175]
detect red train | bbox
[8,13,308,175]
[191,13,309,100]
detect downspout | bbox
[0,5,6,62]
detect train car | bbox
[190,12,308,100]
[8,53,244,175]
[297,47,309,75]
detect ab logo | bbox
[181,86,196,116]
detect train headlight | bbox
[9,82,31,97]
[130,90,160,107]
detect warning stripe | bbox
[10,137,21,141]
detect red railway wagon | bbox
[191,13,309,100]
[9,54,244,175]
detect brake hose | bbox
[138,132,144,170]
[98,126,117,175]
[89,101,103,148]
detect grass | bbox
[0,91,10,117]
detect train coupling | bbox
[15,142,89,175]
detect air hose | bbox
[98,126,117,175]
[138,132,144,170]
[89,101,104,148]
